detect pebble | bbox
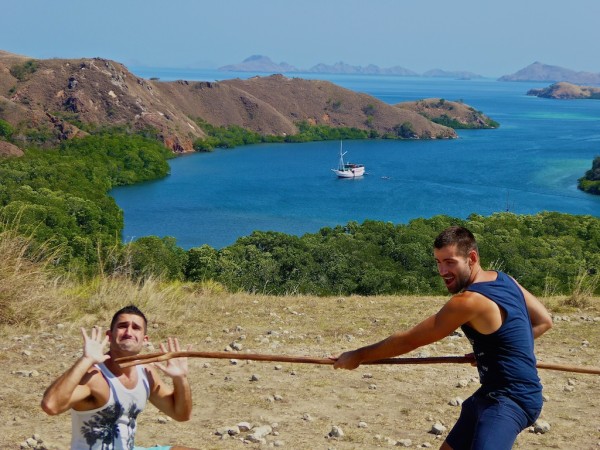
[328,425,344,438]
[238,422,252,432]
[532,420,551,434]
[448,397,463,406]
[429,422,447,435]
[456,379,469,388]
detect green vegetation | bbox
[193,119,371,150]
[578,156,600,195]
[0,119,14,139]
[9,59,39,81]
[0,132,172,275]
[286,121,370,142]
[392,122,416,138]
[1,126,598,299]
[179,213,600,297]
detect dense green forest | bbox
[1,129,599,296]
[578,156,600,195]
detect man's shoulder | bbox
[447,291,492,311]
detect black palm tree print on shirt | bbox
[81,401,143,450]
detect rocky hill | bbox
[396,98,497,128]
[0,51,462,153]
[499,61,600,84]
[527,82,600,99]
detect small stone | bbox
[231,342,243,351]
[358,421,368,428]
[533,420,550,434]
[237,422,252,432]
[396,439,412,447]
[328,425,344,438]
[248,425,272,442]
[448,397,463,406]
[430,422,447,435]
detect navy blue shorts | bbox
[445,393,541,450]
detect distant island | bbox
[527,82,600,99]
[220,57,600,86]
[218,55,483,79]
[498,61,600,84]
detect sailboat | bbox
[331,141,365,178]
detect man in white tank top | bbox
[41,305,198,450]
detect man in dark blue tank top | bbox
[334,226,553,450]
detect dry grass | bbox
[0,227,67,325]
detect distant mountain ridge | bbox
[219,55,482,79]
[499,61,600,84]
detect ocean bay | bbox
[111,70,600,249]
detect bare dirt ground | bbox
[2,295,599,449]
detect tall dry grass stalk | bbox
[562,267,600,310]
[0,227,66,325]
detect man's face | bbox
[434,244,473,294]
[108,313,148,355]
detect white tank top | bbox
[70,363,150,450]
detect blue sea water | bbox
[110,69,600,249]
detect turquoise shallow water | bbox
[111,70,600,248]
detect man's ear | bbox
[106,329,113,341]
[468,249,479,265]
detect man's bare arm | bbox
[147,338,193,421]
[41,327,109,415]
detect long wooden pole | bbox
[114,351,600,375]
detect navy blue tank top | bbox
[462,271,542,419]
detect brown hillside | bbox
[0,51,458,153]
[396,98,497,129]
[527,81,600,99]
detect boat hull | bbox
[332,166,365,178]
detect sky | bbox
[3,0,600,78]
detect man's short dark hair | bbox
[434,226,478,257]
[110,305,147,332]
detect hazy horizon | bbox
[3,0,600,78]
